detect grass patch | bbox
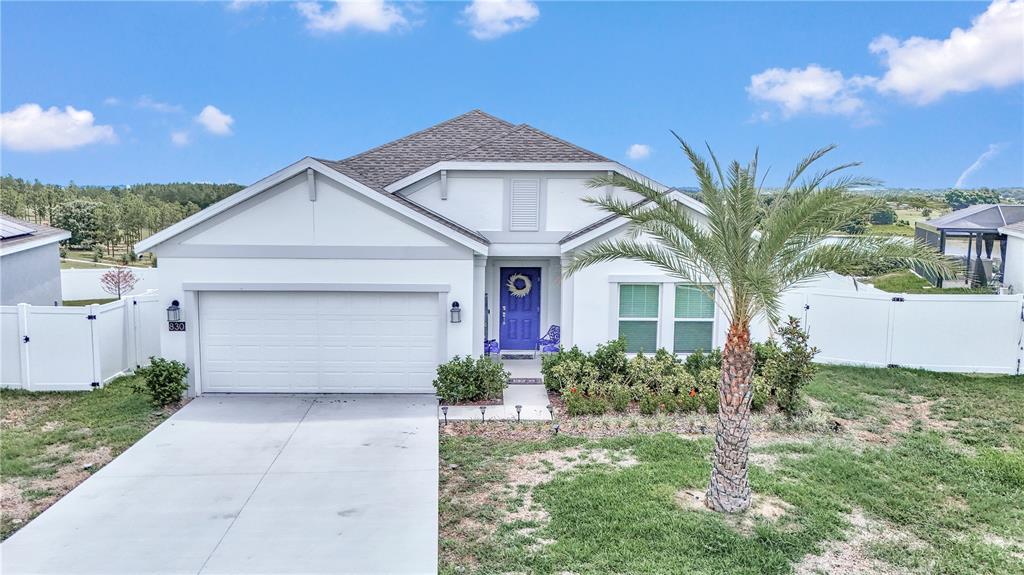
[0,376,179,539]
[62,298,118,306]
[867,270,994,295]
[441,365,1024,574]
[59,259,111,269]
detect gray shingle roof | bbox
[924,204,1024,232]
[333,110,609,190]
[0,213,69,250]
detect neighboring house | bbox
[915,204,1024,287]
[0,214,70,306]
[136,110,713,395]
[998,221,1024,294]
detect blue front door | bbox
[499,267,541,350]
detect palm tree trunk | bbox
[706,321,754,513]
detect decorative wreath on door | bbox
[506,273,532,298]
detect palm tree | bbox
[566,139,950,513]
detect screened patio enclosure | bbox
[915,204,1024,288]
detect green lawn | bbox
[59,259,112,270]
[868,270,995,295]
[62,298,118,306]
[440,365,1024,574]
[0,376,180,539]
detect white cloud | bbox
[955,143,1005,188]
[463,0,539,40]
[0,103,116,152]
[136,95,183,114]
[747,65,874,119]
[170,130,190,147]
[226,0,267,11]
[869,0,1023,104]
[195,105,234,136]
[103,97,121,106]
[295,0,409,33]
[626,144,651,160]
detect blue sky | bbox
[2,1,1022,189]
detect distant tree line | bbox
[0,176,243,256]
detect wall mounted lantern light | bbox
[450,301,462,323]
[167,300,186,331]
[166,300,181,322]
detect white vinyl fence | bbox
[0,291,163,391]
[61,267,159,301]
[783,290,1024,375]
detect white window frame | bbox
[672,283,716,355]
[615,283,661,353]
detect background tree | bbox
[52,200,99,247]
[944,188,1000,210]
[100,267,139,298]
[567,139,950,513]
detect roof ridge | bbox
[337,109,514,163]
[517,123,611,162]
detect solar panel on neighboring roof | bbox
[0,217,35,240]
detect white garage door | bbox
[199,291,440,393]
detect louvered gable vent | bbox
[510,179,540,231]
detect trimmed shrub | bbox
[752,340,780,376]
[658,393,678,414]
[751,375,770,412]
[541,345,588,391]
[683,348,722,378]
[135,357,189,407]
[433,355,509,403]
[639,394,660,415]
[591,338,628,381]
[550,359,599,395]
[677,387,701,413]
[564,390,609,416]
[763,316,819,418]
[624,352,660,393]
[608,385,632,413]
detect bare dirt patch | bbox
[505,447,638,523]
[983,534,1024,561]
[440,446,638,565]
[675,488,795,534]
[837,395,956,448]
[793,509,929,575]
[1,445,113,532]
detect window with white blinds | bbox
[509,179,540,231]
[618,284,659,353]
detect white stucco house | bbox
[136,110,720,395]
[1,214,70,306]
[999,221,1024,293]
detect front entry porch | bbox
[473,255,572,356]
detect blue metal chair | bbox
[484,339,500,356]
[536,325,560,354]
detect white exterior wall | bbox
[408,176,505,232]
[400,171,640,235]
[1002,234,1024,294]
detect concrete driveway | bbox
[1,394,439,575]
